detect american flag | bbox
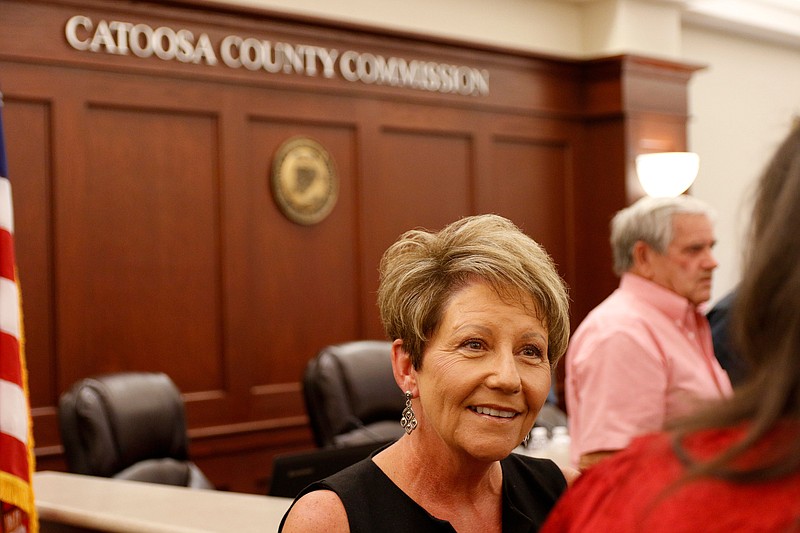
[0,94,38,532]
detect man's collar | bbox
[620,272,699,324]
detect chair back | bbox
[58,371,213,489]
[303,340,406,448]
[269,440,386,497]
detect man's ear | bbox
[631,240,655,278]
[391,339,417,395]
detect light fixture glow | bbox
[635,152,700,198]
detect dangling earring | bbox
[400,391,418,435]
[522,429,531,448]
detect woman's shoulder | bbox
[539,433,678,533]
[279,457,381,533]
[280,489,349,533]
[543,427,800,532]
[587,431,677,479]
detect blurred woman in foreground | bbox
[542,123,800,532]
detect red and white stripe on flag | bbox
[0,94,38,533]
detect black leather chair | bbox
[58,371,213,489]
[269,440,388,497]
[303,340,406,448]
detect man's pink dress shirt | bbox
[566,273,733,466]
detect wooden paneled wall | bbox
[0,0,699,493]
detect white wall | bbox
[218,0,800,303]
[682,25,800,303]
[224,0,585,56]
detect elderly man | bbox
[566,195,733,470]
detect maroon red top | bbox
[542,424,800,532]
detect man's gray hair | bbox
[610,195,715,276]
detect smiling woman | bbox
[280,214,575,533]
[410,279,553,463]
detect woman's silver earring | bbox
[400,391,418,435]
[522,430,531,448]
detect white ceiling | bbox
[683,0,800,48]
[564,0,800,48]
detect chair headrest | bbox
[330,342,405,421]
[303,341,405,447]
[59,372,189,477]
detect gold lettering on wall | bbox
[64,15,490,96]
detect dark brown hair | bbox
[671,121,800,482]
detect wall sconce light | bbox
[635,152,700,198]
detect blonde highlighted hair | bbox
[377,214,570,370]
